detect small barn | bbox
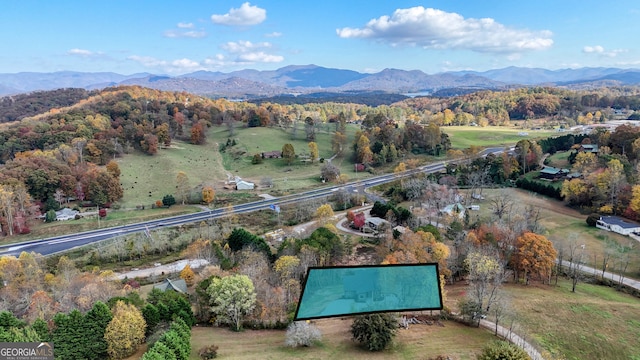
[236,180,255,190]
[579,144,599,154]
[343,272,376,303]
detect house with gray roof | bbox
[539,166,570,180]
[596,215,640,236]
[153,278,188,294]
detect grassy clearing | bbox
[545,150,571,168]
[443,126,556,148]
[475,188,640,278]
[117,138,226,208]
[503,279,640,360]
[446,279,640,360]
[208,125,364,191]
[189,318,495,360]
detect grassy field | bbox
[207,125,366,191]
[117,137,227,208]
[188,318,496,360]
[474,188,640,278]
[545,150,571,169]
[447,279,640,360]
[443,126,556,148]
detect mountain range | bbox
[1,65,639,99]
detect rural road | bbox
[478,319,544,360]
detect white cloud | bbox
[127,55,167,68]
[221,40,272,53]
[177,22,194,29]
[336,6,553,53]
[220,40,283,63]
[67,48,103,58]
[265,31,282,38]
[164,29,206,38]
[128,55,204,73]
[237,52,284,63]
[583,45,604,53]
[203,55,227,67]
[583,45,627,57]
[211,2,266,26]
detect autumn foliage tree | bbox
[104,300,146,359]
[207,274,256,331]
[282,143,296,165]
[191,121,206,145]
[202,186,215,205]
[513,232,557,284]
[180,264,195,287]
[308,142,319,163]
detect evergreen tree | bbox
[142,303,160,335]
[31,318,51,342]
[143,341,177,360]
[52,310,87,360]
[84,301,112,359]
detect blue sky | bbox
[1,1,639,75]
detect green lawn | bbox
[208,125,364,191]
[505,279,640,360]
[117,137,226,208]
[446,278,640,360]
[188,319,496,360]
[545,150,571,168]
[443,126,556,148]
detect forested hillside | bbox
[0,88,93,123]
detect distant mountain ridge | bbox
[1,65,639,98]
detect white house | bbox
[236,180,255,190]
[596,216,640,236]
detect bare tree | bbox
[465,248,506,319]
[490,190,514,221]
[223,112,236,136]
[600,240,616,281]
[566,234,586,292]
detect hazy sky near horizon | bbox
[2,1,639,75]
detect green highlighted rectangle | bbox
[294,263,442,321]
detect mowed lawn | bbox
[443,126,556,148]
[189,318,496,360]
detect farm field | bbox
[188,318,496,360]
[117,138,227,209]
[208,125,363,191]
[443,126,556,148]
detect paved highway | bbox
[0,147,510,258]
